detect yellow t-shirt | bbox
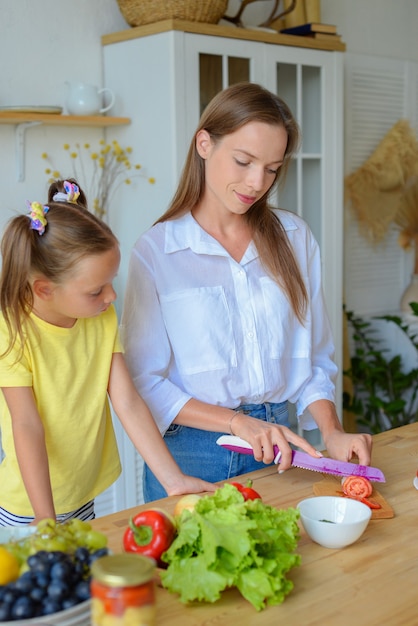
[0,305,122,515]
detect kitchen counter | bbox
[91,423,418,625]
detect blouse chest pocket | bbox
[160,286,237,375]
[260,277,312,359]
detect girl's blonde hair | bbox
[0,187,118,357]
[155,82,307,321]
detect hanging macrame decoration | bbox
[344,119,418,243]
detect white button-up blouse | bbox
[121,210,337,434]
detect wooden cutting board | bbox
[313,476,394,519]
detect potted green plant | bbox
[343,303,418,433]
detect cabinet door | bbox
[264,46,344,395]
[183,34,265,132]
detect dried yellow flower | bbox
[41,140,155,218]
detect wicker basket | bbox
[117,0,229,27]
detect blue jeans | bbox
[143,401,289,503]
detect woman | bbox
[121,82,372,502]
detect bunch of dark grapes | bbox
[0,547,108,621]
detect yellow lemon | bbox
[0,546,20,584]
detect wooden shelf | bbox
[102,19,346,52]
[1,113,130,181]
[0,112,130,126]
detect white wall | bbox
[321,0,418,61]
[0,0,125,230]
[1,0,418,301]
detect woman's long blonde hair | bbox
[155,82,308,321]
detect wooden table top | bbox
[91,423,418,625]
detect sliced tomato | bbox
[341,475,381,509]
[358,497,381,510]
[341,475,373,499]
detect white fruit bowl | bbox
[297,495,372,549]
[0,526,90,625]
[1,599,91,626]
[0,526,36,543]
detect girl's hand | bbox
[31,514,56,526]
[165,475,217,497]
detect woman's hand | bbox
[307,399,373,466]
[322,430,372,467]
[229,412,323,471]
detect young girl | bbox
[121,83,373,502]
[0,180,214,526]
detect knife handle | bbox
[216,435,282,464]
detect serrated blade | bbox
[216,435,386,483]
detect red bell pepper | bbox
[123,508,176,566]
[230,480,262,501]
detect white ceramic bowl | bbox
[297,496,372,549]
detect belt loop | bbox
[265,402,274,423]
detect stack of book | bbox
[280,22,342,43]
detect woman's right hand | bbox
[229,412,323,471]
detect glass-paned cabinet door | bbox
[300,64,322,247]
[184,34,265,127]
[270,60,323,248]
[199,54,251,113]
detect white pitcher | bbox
[65,82,115,115]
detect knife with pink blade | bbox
[216,435,386,482]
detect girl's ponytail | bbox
[0,215,40,357]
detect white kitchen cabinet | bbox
[97,22,344,514]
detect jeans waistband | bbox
[235,401,287,413]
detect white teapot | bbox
[65,82,115,115]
